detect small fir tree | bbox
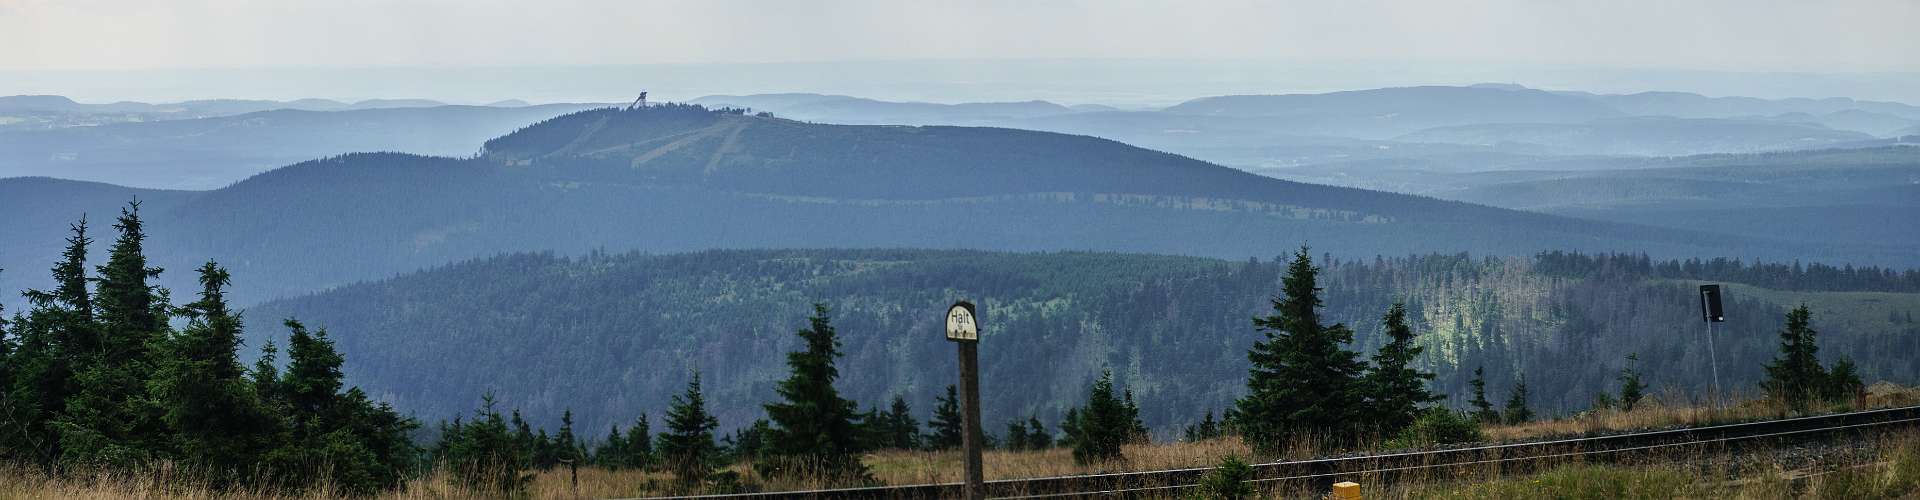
[1503,378,1534,425]
[1468,367,1500,423]
[1064,371,1130,465]
[659,372,721,487]
[1762,305,1828,411]
[928,385,964,450]
[1826,357,1865,405]
[1025,416,1052,449]
[884,395,920,450]
[760,304,869,481]
[1361,303,1442,435]
[1617,353,1647,411]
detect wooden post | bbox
[561,458,578,497]
[946,301,984,500]
[958,340,984,500]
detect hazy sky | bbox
[4,0,1915,72]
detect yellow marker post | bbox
[1331,481,1362,500]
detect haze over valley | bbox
[3,1,1918,497]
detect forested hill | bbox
[248,249,1920,437]
[1,105,1909,309]
[479,104,1490,213]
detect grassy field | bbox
[1395,430,1920,499]
[5,385,1918,498]
[1666,279,1920,337]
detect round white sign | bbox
[946,303,978,341]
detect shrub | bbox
[1391,408,1483,447]
[1191,455,1255,500]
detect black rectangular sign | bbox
[1700,284,1726,323]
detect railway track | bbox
[639,405,1920,499]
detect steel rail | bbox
[632,404,1920,499]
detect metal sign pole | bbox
[946,301,985,500]
[1699,285,1725,408]
[1706,320,1721,408]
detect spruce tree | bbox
[1004,420,1029,451]
[1468,367,1500,423]
[660,372,720,487]
[1617,353,1647,411]
[92,202,165,359]
[762,304,868,480]
[7,293,67,462]
[929,385,963,450]
[1057,407,1081,449]
[325,387,418,495]
[441,395,530,492]
[510,410,537,467]
[625,414,653,469]
[1064,371,1129,465]
[1762,305,1828,411]
[251,340,280,405]
[14,216,96,459]
[280,319,343,433]
[1826,357,1865,405]
[594,425,626,468]
[1122,389,1149,443]
[1025,416,1052,449]
[267,319,417,493]
[856,405,888,452]
[553,409,580,466]
[55,203,168,466]
[723,419,768,463]
[532,429,554,468]
[884,395,920,450]
[151,261,274,476]
[1503,378,1534,425]
[1232,247,1367,453]
[1185,410,1223,442]
[1362,303,1441,435]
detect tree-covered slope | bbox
[247,249,1920,437]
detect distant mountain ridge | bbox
[9,104,1895,312]
[0,103,603,189]
[0,94,456,116]
[691,86,1917,175]
[1393,116,1874,156]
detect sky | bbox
[2,0,1917,103]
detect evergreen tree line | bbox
[406,252,1887,491]
[1535,250,1920,293]
[0,205,414,495]
[426,304,1069,492]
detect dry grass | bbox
[865,435,1255,485]
[1482,382,1920,443]
[1384,429,1920,500]
[6,385,1919,498]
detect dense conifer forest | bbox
[0,205,1905,495]
[250,246,1920,440]
[0,205,415,494]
